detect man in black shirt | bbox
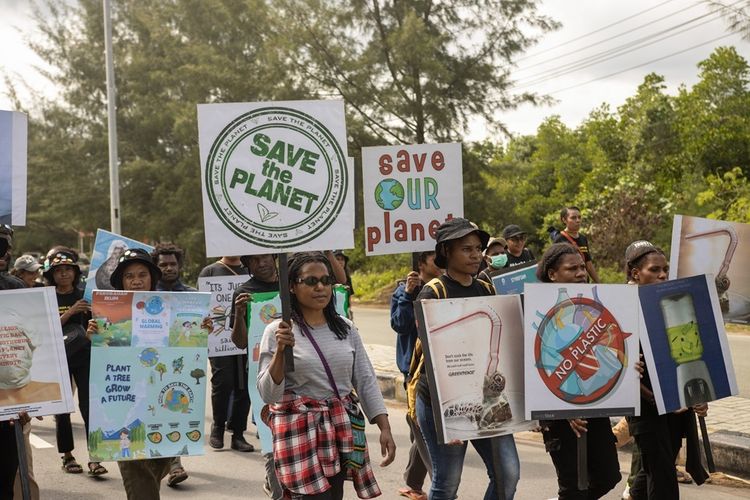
[553,206,600,283]
[502,224,535,268]
[198,256,244,278]
[151,243,196,292]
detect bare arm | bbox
[373,413,396,466]
[267,321,294,385]
[324,250,348,285]
[586,261,600,283]
[230,293,250,349]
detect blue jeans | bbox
[417,395,519,500]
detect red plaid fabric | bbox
[269,393,382,498]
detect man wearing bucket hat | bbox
[42,248,108,477]
[412,218,521,500]
[11,255,43,288]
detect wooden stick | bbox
[577,432,588,491]
[278,253,294,371]
[699,415,716,473]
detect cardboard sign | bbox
[670,215,750,324]
[198,276,248,357]
[0,110,27,225]
[84,229,154,302]
[638,275,738,414]
[198,100,353,256]
[415,295,534,443]
[89,291,210,461]
[0,288,74,421]
[524,284,641,420]
[489,263,538,296]
[362,143,462,255]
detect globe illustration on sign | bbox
[374,179,405,210]
[532,287,630,405]
[139,347,159,367]
[162,387,191,413]
[259,304,278,324]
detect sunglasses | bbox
[295,275,336,287]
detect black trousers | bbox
[0,423,18,500]
[542,418,622,500]
[55,348,91,454]
[291,470,346,500]
[629,423,683,500]
[209,354,250,434]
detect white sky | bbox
[0,0,747,139]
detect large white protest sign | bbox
[0,288,75,421]
[0,110,28,225]
[198,100,353,256]
[198,275,247,357]
[362,143,462,255]
[524,284,641,420]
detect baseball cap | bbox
[13,255,42,273]
[625,240,660,266]
[484,237,507,256]
[502,224,526,240]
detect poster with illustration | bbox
[638,275,738,414]
[670,215,750,324]
[84,229,154,302]
[198,276,248,357]
[89,291,210,461]
[0,288,74,421]
[489,263,538,296]
[523,284,641,420]
[247,291,282,454]
[415,295,534,444]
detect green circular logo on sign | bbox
[205,107,348,248]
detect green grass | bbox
[93,320,133,347]
[351,266,410,304]
[89,439,146,462]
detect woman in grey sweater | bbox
[258,252,396,499]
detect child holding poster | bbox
[624,241,708,499]
[535,243,621,499]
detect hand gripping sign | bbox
[198,100,353,257]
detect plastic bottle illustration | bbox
[659,293,716,407]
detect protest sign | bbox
[84,229,154,302]
[0,110,27,225]
[247,291,281,454]
[89,290,210,461]
[489,262,538,296]
[524,284,641,420]
[197,100,353,257]
[415,295,533,443]
[334,284,351,319]
[198,276,248,357]
[362,143,462,255]
[638,275,738,414]
[0,288,74,421]
[670,215,750,324]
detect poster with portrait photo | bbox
[0,287,74,421]
[670,215,750,324]
[415,295,534,444]
[638,275,738,414]
[84,229,154,302]
[523,283,641,420]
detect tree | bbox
[190,368,205,384]
[155,362,167,381]
[275,0,558,143]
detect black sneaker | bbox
[231,434,255,452]
[209,424,224,449]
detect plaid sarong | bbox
[269,393,382,498]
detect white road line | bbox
[29,433,54,449]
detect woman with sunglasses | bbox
[258,252,396,499]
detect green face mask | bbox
[490,254,508,269]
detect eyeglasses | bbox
[295,275,336,287]
[509,235,526,242]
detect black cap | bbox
[625,240,660,266]
[42,250,81,285]
[109,248,162,290]
[434,218,490,268]
[502,224,525,240]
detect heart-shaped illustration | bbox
[257,203,279,223]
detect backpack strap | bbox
[424,277,447,299]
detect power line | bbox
[547,32,737,95]
[516,0,684,63]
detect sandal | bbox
[61,456,83,474]
[167,467,189,487]
[398,487,427,500]
[88,462,108,476]
[676,466,693,484]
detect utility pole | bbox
[103,0,121,233]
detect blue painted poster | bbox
[84,229,154,302]
[638,274,738,414]
[489,262,538,296]
[89,290,210,461]
[247,291,281,455]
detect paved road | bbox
[25,401,748,499]
[354,305,750,398]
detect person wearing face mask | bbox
[11,255,43,288]
[478,237,508,283]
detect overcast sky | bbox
[0,0,747,140]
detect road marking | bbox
[29,433,54,449]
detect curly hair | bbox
[536,243,580,283]
[150,242,184,266]
[287,252,349,340]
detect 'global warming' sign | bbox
[198,100,353,257]
[362,143,463,255]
